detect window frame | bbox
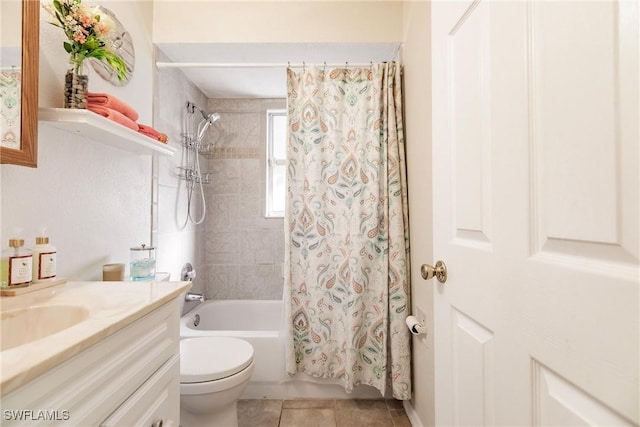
[265,109,287,218]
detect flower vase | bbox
[64,68,88,109]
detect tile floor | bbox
[238,399,412,427]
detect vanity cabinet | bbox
[1,297,181,426]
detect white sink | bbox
[1,305,90,351]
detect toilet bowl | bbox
[180,337,254,427]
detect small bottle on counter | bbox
[31,235,57,282]
[0,239,33,288]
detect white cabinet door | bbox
[431,1,638,425]
[101,355,180,427]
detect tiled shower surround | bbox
[202,98,286,300]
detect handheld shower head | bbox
[196,113,220,141]
[187,102,220,142]
[196,106,220,125]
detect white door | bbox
[431,1,639,425]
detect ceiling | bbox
[155,42,401,99]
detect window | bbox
[266,109,287,217]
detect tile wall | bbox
[153,51,208,299]
[203,98,286,300]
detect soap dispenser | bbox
[31,232,57,282]
[1,239,33,288]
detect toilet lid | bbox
[180,337,254,383]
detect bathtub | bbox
[180,299,385,399]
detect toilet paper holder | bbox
[405,315,427,336]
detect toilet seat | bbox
[180,337,254,384]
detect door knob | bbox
[420,260,447,283]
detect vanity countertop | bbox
[0,280,191,396]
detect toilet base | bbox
[180,401,238,427]
[179,362,253,427]
[179,342,254,427]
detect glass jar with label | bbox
[130,244,156,281]
[1,239,33,288]
[31,236,57,282]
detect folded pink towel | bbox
[137,124,161,139]
[87,105,139,132]
[87,92,139,122]
[139,131,158,140]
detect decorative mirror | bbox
[89,6,135,86]
[0,0,39,167]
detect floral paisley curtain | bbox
[284,63,411,399]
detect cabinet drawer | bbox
[101,354,180,427]
[1,299,180,426]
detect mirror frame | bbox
[1,0,39,167]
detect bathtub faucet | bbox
[185,292,205,302]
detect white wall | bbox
[153,1,403,44]
[152,49,207,291]
[39,0,154,120]
[1,0,22,49]
[402,1,434,425]
[1,1,155,281]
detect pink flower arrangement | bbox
[43,0,126,80]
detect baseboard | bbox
[403,400,425,427]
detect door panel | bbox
[432,0,639,425]
[533,360,634,427]
[451,1,492,246]
[530,1,639,269]
[451,308,494,427]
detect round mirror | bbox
[89,6,135,86]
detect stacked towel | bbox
[138,124,169,144]
[138,124,159,139]
[87,105,139,131]
[85,92,168,143]
[87,92,139,122]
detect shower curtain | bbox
[284,63,411,399]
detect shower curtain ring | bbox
[303,61,306,72]
[323,61,327,72]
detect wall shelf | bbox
[39,108,176,157]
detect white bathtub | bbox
[180,299,385,399]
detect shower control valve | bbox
[181,262,196,281]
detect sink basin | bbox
[1,305,90,351]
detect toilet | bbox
[180,337,254,427]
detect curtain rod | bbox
[155,61,396,69]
